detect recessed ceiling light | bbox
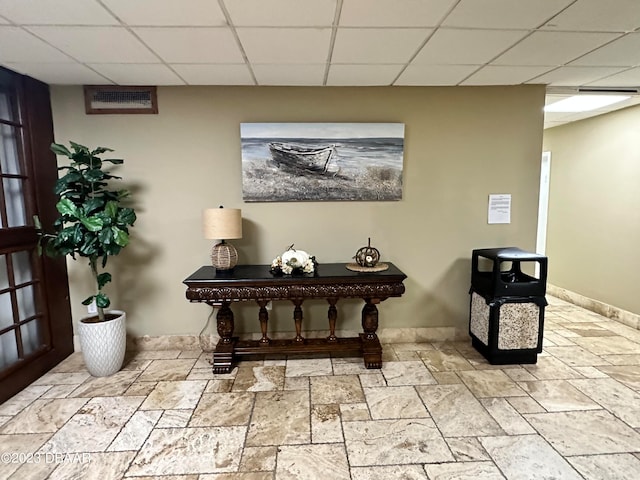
[544,95,630,113]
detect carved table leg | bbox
[361,298,382,369]
[292,299,304,343]
[327,298,338,342]
[257,300,270,345]
[212,301,235,373]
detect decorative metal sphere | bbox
[355,238,380,267]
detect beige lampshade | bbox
[203,207,242,240]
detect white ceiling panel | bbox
[172,64,255,85]
[493,31,621,66]
[332,28,430,64]
[0,27,73,63]
[412,28,528,65]
[326,64,402,85]
[88,64,185,86]
[570,33,640,67]
[134,27,244,64]
[586,67,640,87]
[462,65,554,85]
[27,26,157,63]
[340,0,456,27]
[529,66,627,86]
[237,28,331,64]
[224,0,336,27]
[442,0,573,29]
[541,0,640,32]
[396,64,479,85]
[5,62,110,85]
[0,0,118,25]
[102,0,227,27]
[252,64,326,85]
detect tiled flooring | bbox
[2,296,640,479]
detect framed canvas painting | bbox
[241,123,404,202]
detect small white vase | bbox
[78,310,127,377]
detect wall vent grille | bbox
[84,86,158,114]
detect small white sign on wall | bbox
[488,194,511,224]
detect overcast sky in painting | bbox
[241,123,404,139]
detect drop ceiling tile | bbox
[493,31,620,66]
[413,28,528,65]
[224,0,336,27]
[0,26,73,62]
[252,64,325,85]
[88,64,185,85]
[462,65,555,85]
[237,28,331,64]
[326,64,402,85]
[0,0,118,25]
[172,64,255,85]
[529,66,627,86]
[395,64,479,85]
[4,62,110,85]
[134,27,244,63]
[442,0,573,29]
[586,67,640,87]
[570,33,640,67]
[26,26,157,63]
[102,0,227,26]
[541,0,640,32]
[332,28,430,64]
[340,0,456,27]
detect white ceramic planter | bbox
[78,310,126,377]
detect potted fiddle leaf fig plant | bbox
[36,141,136,377]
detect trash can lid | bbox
[473,247,546,261]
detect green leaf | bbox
[98,227,113,245]
[50,143,72,157]
[104,200,118,219]
[79,235,97,256]
[91,147,114,155]
[81,215,104,232]
[56,198,79,218]
[97,272,112,289]
[103,158,124,164]
[117,208,136,226]
[95,293,110,309]
[82,296,95,306]
[84,168,104,182]
[112,227,129,247]
[83,197,104,215]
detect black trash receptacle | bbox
[469,247,547,364]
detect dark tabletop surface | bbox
[184,262,406,286]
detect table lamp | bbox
[203,206,242,271]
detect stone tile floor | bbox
[2,296,640,479]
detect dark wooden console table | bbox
[183,263,406,373]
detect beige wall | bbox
[50,85,545,338]
[543,105,640,315]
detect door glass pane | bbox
[0,291,13,329]
[3,177,27,227]
[0,124,22,175]
[0,331,18,369]
[0,254,8,290]
[0,86,17,123]
[16,285,35,320]
[21,319,43,356]
[12,251,32,285]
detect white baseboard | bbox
[547,284,640,330]
[74,326,468,352]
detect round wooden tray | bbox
[345,262,389,272]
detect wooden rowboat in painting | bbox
[268,142,338,175]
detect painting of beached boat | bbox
[241,123,404,202]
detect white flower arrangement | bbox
[270,245,317,275]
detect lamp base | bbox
[211,241,238,271]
